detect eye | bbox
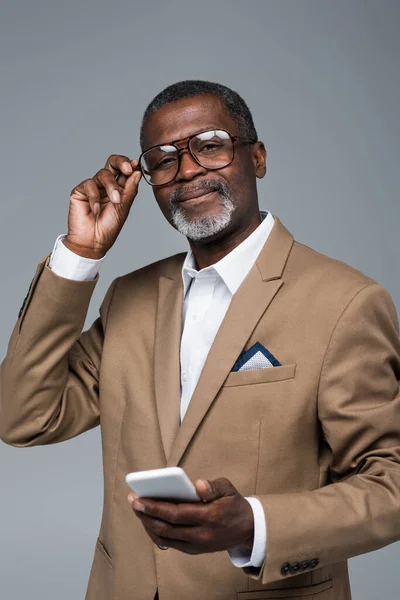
[198,142,222,153]
[156,156,178,169]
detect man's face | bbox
[141,95,266,242]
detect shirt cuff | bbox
[48,235,105,281]
[227,497,267,568]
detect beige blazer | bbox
[1,217,400,600]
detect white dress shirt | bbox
[48,210,275,568]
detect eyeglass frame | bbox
[137,128,257,187]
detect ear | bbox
[252,141,267,179]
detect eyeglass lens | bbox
[140,129,233,186]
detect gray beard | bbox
[169,180,236,241]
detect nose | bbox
[175,149,207,182]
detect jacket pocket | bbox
[95,536,113,566]
[236,578,333,598]
[85,537,114,600]
[224,363,296,387]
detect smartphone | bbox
[125,467,200,502]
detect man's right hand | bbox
[64,154,142,259]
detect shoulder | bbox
[285,240,396,321]
[284,239,399,335]
[288,240,376,293]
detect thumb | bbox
[195,477,238,503]
[120,168,142,207]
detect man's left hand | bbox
[127,477,254,555]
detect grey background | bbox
[0,0,399,598]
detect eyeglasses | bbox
[138,128,255,187]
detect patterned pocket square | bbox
[231,342,281,372]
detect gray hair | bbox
[140,79,258,151]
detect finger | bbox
[134,512,199,543]
[71,179,101,217]
[127,492,139,504]
[94,169,123,205]
[130,159,140,170]
[116,159,139,189]
[144,528,195,554]
[116,173,128,187]
[105,154,134,177]
[195,477,237,502]
[195,480,212,502]
[132,497,202,525]
[119,168,142,208]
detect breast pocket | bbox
[224,363,296,387]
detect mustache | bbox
[169,179,229,206]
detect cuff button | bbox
[309,558,320,569]
[289,562,300,574]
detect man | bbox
[1,80,399,600]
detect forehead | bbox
[142,95,239,149]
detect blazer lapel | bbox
[167,217,294,466]
[154,272,184,461]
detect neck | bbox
[188,210,262,270]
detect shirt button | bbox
[192,314,197,320]
[182,373,188,382]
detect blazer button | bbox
[309,558,320,569]
[300,560,310,571]
[281,562,291,576]
[289,562,300,574]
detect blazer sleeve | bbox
[0,256,118,446]
[245,282,400,585]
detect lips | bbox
[178,188,218,202]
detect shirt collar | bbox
[181,210,275,297]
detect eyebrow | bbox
[146,126,229,151]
